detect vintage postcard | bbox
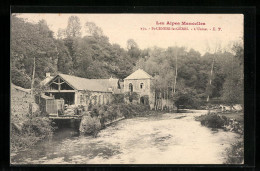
[10,13,244,164]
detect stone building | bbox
[41,69,175,110]
[124,69,154,107]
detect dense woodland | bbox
[11,15,244,107]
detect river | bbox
[11,110,241,164]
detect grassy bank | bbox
[11,86,55,153]
[195,111,244,164]
[217,112,243,123]
[11,111,55,152]
[195,111,243,134]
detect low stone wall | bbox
[11,85,38,117]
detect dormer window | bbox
[140,83,144,89]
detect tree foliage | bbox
[222,42,244,107]
[11,15,58,88]
[11,15,244,108]
[11,15,138,89]
[66,16,82,38]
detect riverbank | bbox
[195,110,244,164]
[195,111,243,134]
[11,110,241,164]
[79,103,159,137]
[11,86,55,154]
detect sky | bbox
[17,14,243,55]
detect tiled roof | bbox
[124,69,152,80]
[40,76,54,86]
[45,74,119,92]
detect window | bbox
[85,95,90,105]
[140,83,144,89]
[80,95,84,103]
[94,95,97,105]
[98,95,101,104]
[129,83,133,92]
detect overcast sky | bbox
[17,14,243,55]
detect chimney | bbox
[46,72,51,77]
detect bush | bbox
[11,115,54,152]
[22,117,54,138]
[79,115,101,137]
[79,103,150,137]
[112,94,125,104]
[118,103,149,118]
[195,114,228,128]
[225,141,244,164]
[223,119,244,134]
[124,92,139,102]
[11,67,31,89]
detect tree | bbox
[173,49,178,94]
[127,39,141,59]
[85,22,104,37]
[11,66,31,89]
[66,16,82,38]
[56,39,73,74]
[222,77,242,108]
[222,41,244,109]
[57,28,66,39]
[11,16,58,90]
[173,87,199,111]
[205,43,221,103]
[127,39,139,50]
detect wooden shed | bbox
[40,94,64,116]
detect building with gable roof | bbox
[41,69,157,109]
[124,69,154,106]
[42,73,122,106]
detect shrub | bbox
[10,115,54,152]
[88,102,93,111]
[118,103,149,118]
[196,113,244,135]
[90,106,100,118]
[119,104,132,118]
[112,94,125,104]
[124,92,139,102]
[223,119,244,135]
[195,114,228,128]
[22,116,54,138]
[79,103,150,137]
[79,115,101,137]
[11,67,31,89]
[224,141,244,164]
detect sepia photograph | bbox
[10,13,244,165]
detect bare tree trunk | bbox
[166,89,168,111]
[207,58,215,102]
[231,54,234,78]
[159,89,162,110]
[31,56,36,98]
[154,91,157,110]
[173,54,178,94]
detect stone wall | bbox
[11,85,39,117]
[124,79,151,96]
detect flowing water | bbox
[11,110,241,164]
